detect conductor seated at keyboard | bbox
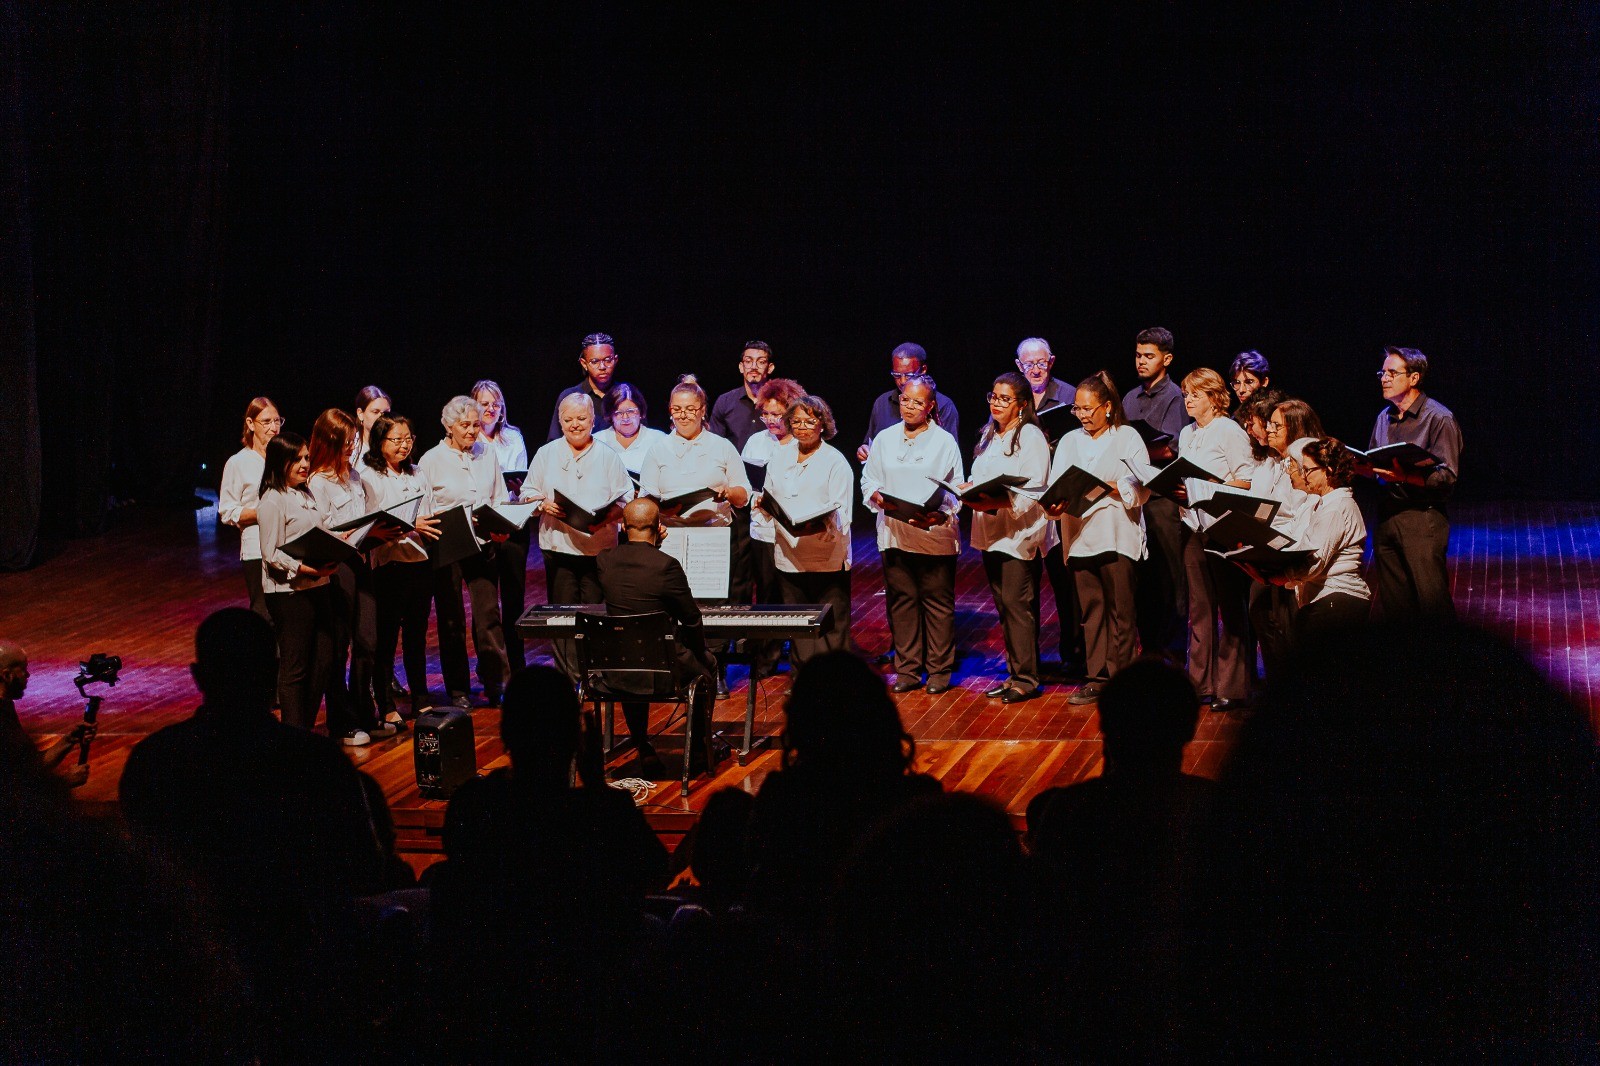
[596,497,719,777]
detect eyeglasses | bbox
[612,408,641,420]
[668,405,703,417]
[759,410,787,421]
[1266,419,1286,433]
[1070,403,1104,415]
[900,397,930,410]
[790,417,820,429]
[386,436,415,445]
[1016,360,1051,372]
[252,416,283,427]
[1376,368,1414,380]
[740,357,771,368]
[1300,464,1326,476]
[986,392,1018,407]
[584,354,619,368]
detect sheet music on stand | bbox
[659,525,731,600]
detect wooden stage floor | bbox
[3,499,1596,860]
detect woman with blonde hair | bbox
[218,396,282,619]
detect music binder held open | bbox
[473,502,542,537]
[551,491,626,535]
[928,474,1028,510]
[1188,485,1282,525]
[652,487,721,520]
[328,494,423,535]
[502,469,528,497]
[428,505,482,569]
[280,525,367,568]
[1344,441,1441,474]
[1128,456,1223,501]
[878,486,948,524]
[1202,509,1314,575]
[1035,403,1079,444]
[1033,465,1113,518]
[757,490,833,536]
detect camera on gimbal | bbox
[74,653,122,695]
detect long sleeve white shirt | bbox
[1294,487,1371,607]
[482,425,530,495]
[768,443,854,573]
[527,437,634,557]
[638,429,751,526]
[860,423,963,556]
[1051,425,1150,562]
[969,423,1054,559]
[594,426,670,478]
[257,487,332,593]
[307,469,368,530]
[362,466,433,566]
[417,439,507,513]
[1177,416,1255,532]
[218,446,266,561]
[742,432,797,545]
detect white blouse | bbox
[1249,454,1315,540]
[307,469,367,530]
[969,423,1053,560]
[767,443,854,573]
[1051,425,1150,562]
[595,425,670,478]
[482,425,530,481]
[218,446,265,561]
[860,423,963,556]
[1293,487,1370,608]
[362,466,432,566]
[1177,416,1255,532]
[638,429,751,527]
[257,487,332,594]
[527,437,634,557]
[417,439,507,512]
[741,432,797,545]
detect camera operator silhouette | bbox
[0,640,96,786]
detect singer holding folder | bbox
[640,376,752,525]
[363,414,441,724]
[1284,438,1371,638]
[861,373,964,694]
[256,432,344,733]
[474,380,532,674]
[767,395,854,665]
[968,372,1053,702]
[528,392,633,680]
[740,378,806,677]
[419,396,512,709]
[1045,372,1150,705]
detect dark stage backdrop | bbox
[6,3,1596,567]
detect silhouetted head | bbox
[621,497,662,543]
[189,608,277,710]
[0,640,30,701]
[499,666,581,788]
[782,652,914,780]
[1097,659,1201,773]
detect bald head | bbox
[622,497,662,542]
[0,640,29,700]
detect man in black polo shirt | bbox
[546,332,620,442]
[1121,326,1191,662]
[1369,346,1463,620]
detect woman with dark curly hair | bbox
[1286,437,1370,639]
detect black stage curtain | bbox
[1,0,226,569]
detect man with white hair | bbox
[1015,337,1073,419]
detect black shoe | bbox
[984,683,1009,699]
[1001,686,1040,704]
[1208,695,1248,712]
[388,674,408,700]
[716,670,730,701]
[891,676,924,694]
[1068,682,1105,706]
[926,678,952,695]
[873,651,895,666]
[449,693,472,711]
[634,745,669,781]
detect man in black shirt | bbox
[857,342,962,460]
[1121,326,1192,662]
[1368,346,1463,620]
[709,342,777,672]
[546,332,620,442]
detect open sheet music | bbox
[658,525,732,599]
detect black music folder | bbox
[744,461,768,493]
[428,505,482,569]
[653,487,720,519]
[502,469,528,497]
[1202,510,1314,573]
[551,491,625,535]
[757,490,832,536]
[1035,402,1078,444]
[1036,465,1114,518]
[1345,441,1441,473]
[1127,418,1176,452]
[328,494,423,536]
[928,474,1028,510]
[1189,486,1281,525]
[280,526,365,568]
[1134,456,1224,501]
[472,501,541,537]
[878,485,948,524]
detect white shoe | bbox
[368,721,398,739]
[341,730,372,747]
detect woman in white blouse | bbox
[307,409,392,745]
[1285,438,1371,639]
[1177,368,1256,709]
[362,414,441,725]
[766,394,854,666]
[968,372,1053,702]
[1247,396,1324,682]
[528,392,633,679]
[639,375,751,526]
[594,383,669,480]
[353,385,391,467]
[218,396,281,620]
[256,432,343,734]
[1046,371,1151,706]
[862,373,963,695]
[740,378,806,677]
[418,396,511,710]
[473,379,532,674]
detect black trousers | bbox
[243,560,270,622]
[1043,547,1084,668]
[882,548,957,681]
[776,568,851,668]
[1248,582,1299,686]
[266,585,343,733]
[1136,496,1188,659]
[496,526,532,673]
[1073,552,1139,684]
[749,538,784,673]
[1183,533,1253,701]
[330,562,378,733]
[544,550,603,681]
[1372,506,1453,621]
[433,551,509,699]
[1294,591,1371,643]
[620,655,716,761]
[728,505,755,605]
[983,551,1041,691]
[373,560,433,716]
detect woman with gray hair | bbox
[418,395,512,709]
